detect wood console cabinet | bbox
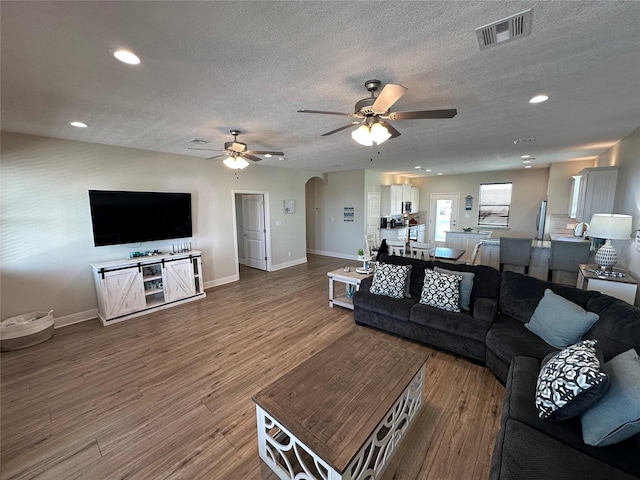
[92,251,205,325]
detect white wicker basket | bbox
[1,310,54,351]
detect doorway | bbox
[233,191,271,272]
[428,193,460,245]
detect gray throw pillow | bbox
[525,289,599,348]
[435,267,475,311]
[536,340,609,421]
[581,348,640,446]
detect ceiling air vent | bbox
[188,138,210,145]
[476,9,532,50]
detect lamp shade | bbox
[587,214,632,240]
[351,125,374,146]
[223,156,250,170]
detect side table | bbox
[327,266,373,310]
[577,264,638,304]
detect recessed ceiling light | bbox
[112,49,141,65]
[522,159,532,164]
[521,154,531,159]
[437,172,443,176]
[529,94,549,104]
[69,121,88,128]
[264,154,272,158]
[415,166,421,169]
[524,165,533,169]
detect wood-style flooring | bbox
[0,254,504,480]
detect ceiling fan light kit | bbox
[298,79,457,147]
[187,130,283,170]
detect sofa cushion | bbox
[499,271,598,324]
[495,356,640,478]
[409,303,491,342]
[487,316,559,366]
[352,290,415,322]
[525,289,599,349]
[435,266,475,311]
[419,269,462,312]
[581,348,640,446]
[583,296,640,362]
[433,260,501,307]
[370,262,411,299]
[535,340,609,421]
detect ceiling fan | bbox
[298,79,457,146]
[187,130,284,169]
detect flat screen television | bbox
[89,190,192,246]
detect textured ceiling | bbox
[1,1,639,176]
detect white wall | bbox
[596,127,640,305]
[305,170,366,259]
[410,168,550,239]
[1,132,319,321]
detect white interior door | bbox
[242,194,267,270]
[366,192,381,240]
[428,193,460,245]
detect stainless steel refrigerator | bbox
[535,200,547,240]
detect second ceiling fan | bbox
[298,79,457,146]
[187,130,284,169]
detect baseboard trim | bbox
[271,257,307,271]
[306,249,358,261]
[54,309,99,328]
[204,273,239,290]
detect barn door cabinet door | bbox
[103,267,146,319]
[162,258,196,303]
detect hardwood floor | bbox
[0,254,504,480]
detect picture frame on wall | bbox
[284,199,296,214]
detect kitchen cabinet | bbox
[380,185,403,216]
[445,231,491,263]
[573,167,618,222]
[410,187,420,213]
[381,184,419,215]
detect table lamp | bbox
[586,214,632,270]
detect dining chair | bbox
[459,242,482,265]
[548,240,591,284]
[410,242,436,260]
[386,240,407,256]
[364,234,379,258]
[499,237,532,274]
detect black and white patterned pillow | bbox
[419,269,462,312]
[370,263,411,299]
[535,339,609,421]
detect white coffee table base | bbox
[256,363,425,480]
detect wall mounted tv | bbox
[89,190,192,247]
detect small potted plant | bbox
[357,248,371,273]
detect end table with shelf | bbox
[577,264,638,305]
[327,267,373,310]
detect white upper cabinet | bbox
[573,167,618,222]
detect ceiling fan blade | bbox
[321,122,362,136]
[388,109,458,120]
[379,121,401,138]
[372,84,407,114]
[187,147,224,152]
[243,154,262,163]
[229,142,247,153]
[206,154,227,160]
[247,150,285,156]
[298,109,357,117]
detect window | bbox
[478,183,512,227]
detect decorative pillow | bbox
[525,289,599,348]
[535,340,609,421]
[419,269,462,312]
[581,348,640,446]
[370,263,411,299]
[434,267,475,311]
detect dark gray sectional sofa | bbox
[352,254,640,479]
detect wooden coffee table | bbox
[253,329,428,480]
